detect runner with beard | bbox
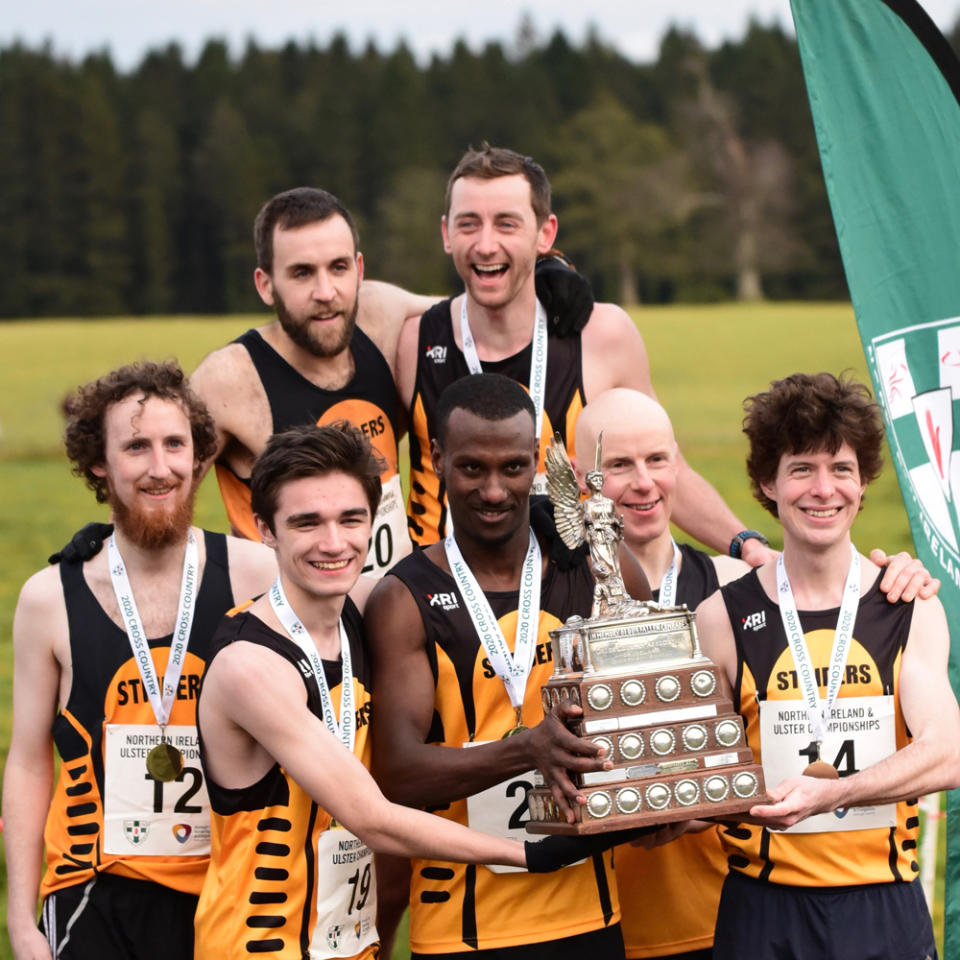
[3,362,277,960]
[190,187,425,577]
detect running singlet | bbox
[718,568,918,887]
[387,535,619,954]
[215,327,409,576]
[619,544,728,959]
[194,601,377,960]
[407,299,586,546]
[41,531,233,898]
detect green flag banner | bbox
[789,0,960,948]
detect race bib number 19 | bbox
[103,724,210,856]
[758,696,897,833]
[311,827,378,958]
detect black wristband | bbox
[524,825,657,873]
[729,529,769,559]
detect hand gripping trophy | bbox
[526,434,766,834]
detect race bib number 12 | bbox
[103,724,210,856]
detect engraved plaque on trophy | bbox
[524,435,766,835]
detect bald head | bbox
[575,389,679,548]
[576,389,676,466]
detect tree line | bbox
[2,17,959,318]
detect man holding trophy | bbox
[365,373,651,959]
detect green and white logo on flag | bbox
[869,317,960,585]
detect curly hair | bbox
[250,422,385,534]
[63,361,217,503]
[743,372,884,517]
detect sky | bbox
[4,1,959,70]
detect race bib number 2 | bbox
[464,742,538,875]
[758,695,897,833]
[103,724,210,856]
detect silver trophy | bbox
[525,434,766,834]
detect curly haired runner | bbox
[3,361,277,960]
[696,373,960,960]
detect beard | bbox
[110,481,196,550]
[275,285,360,358]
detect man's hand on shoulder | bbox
[871,548,940,602]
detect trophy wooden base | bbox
[526,658,767,834]
[525,762,767,834]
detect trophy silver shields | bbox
[524,436,766,835]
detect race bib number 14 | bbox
[758,696,897,833]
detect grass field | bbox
[0,304,944,956]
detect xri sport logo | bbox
[871,318,960,589]
[428,591,460,611]
[425,345,447,364]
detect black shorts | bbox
[411,923,625,960]
[40,873,198,960]
[713,870,936,960]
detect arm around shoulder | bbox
[581,303,654,399]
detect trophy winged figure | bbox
[546,432,630,618]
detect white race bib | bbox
[102,724,210,856]
[362,474,411,578]
[758,695,897,833]
[462,741,539,875]
[310,827,378,958]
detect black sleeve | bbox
[534,254,594,338]
[524,825,657,873]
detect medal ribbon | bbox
[775,543,861,746]
[444,529,542,711]
[269,577,355,752]
[658,539,682,608]
[460,297,549,442]
[107,530,199,729]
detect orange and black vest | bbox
[407,299,586,546]
[718,568,918,887]
[386,531,619,953]
[619,543,727,958]
[215,327,401,543]
[194,600,375,959]
[41,530,232,898]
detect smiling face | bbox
[93,393,197,548]
[255,215,363,358]
[761,443,866,550]
[256,471,372,601]
[441,174,557,313]
[432,407,538,548]
[596,423,679,550]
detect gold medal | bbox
[502,706,528,739]
[146,740,185,782]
